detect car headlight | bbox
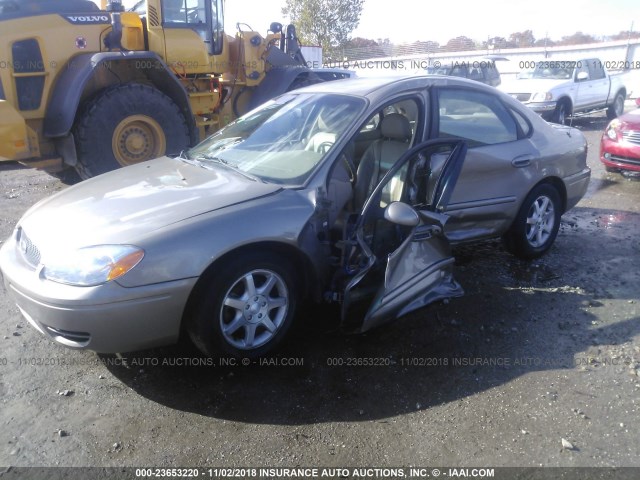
[605,120,620,141]
[42,245,144,287]
[531,92,553,102]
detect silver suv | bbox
[426,57,502,87]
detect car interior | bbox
[317,98,448,284]
[320,98,420,228]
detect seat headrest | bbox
[381,113,412,141]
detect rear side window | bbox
[436,88,518,146]
[586,59,605,80]
[510,107,532,137]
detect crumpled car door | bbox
[341,139,467,332]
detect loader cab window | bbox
[211,0,224,55]
[162,0,205,24]
[130,0,146,15]
[12,38,45,111]
[162,0,223,55]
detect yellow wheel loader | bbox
[0,0,320,179]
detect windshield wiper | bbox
[193,155,263,183]
[177,149,190,160]
[178,155,209,169]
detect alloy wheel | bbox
[219,269,289,350]
[525,195,555,247]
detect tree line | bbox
[282,0,639,60]
[337,31,640,60]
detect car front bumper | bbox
[600,136,640,172]
[0,236,197,353]
[524,101,557,114]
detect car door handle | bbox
[511,155,534,168]
[412,224,442,241]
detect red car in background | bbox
[600,98,640,177]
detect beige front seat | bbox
[354,113,412,209]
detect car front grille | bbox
[511,93,532,102]
[622,130,640,146]
[17,228,41,267]
[608,154,640,166]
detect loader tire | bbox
[73,84,190,179]
[286,74,321,92]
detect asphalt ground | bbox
[0,106,638,476]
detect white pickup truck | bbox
[502,58,626,124]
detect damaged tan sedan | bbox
[0,75,590,357]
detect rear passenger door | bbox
[585,59,610,108]
[430,87,539,242]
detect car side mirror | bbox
[576,71,589,82]
[384,202,420,227]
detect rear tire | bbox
[503,184,562,259]
[187,252,299,359]
[607,92,625,120]
[73,83,190,179]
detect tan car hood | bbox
[19,157,282,249]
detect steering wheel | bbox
[316,141,334,154]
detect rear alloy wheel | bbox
[503,184,562,259]
[607,92,625,120]
[188,253,298,358]
[73,83,190,179]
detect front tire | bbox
[73,84,190,179]
[50,167,82,185]
[503,184,562,259]
[607,92,625,120]
[551,100,570,125]
[187,253,299,358]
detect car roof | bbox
[311,68,356,76]
[298,74,499,101]
[295,73,549,131]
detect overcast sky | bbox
[106,0,639,45]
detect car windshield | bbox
[186,93,366,186]
[427,65,454,75]
[531,63,574,80]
